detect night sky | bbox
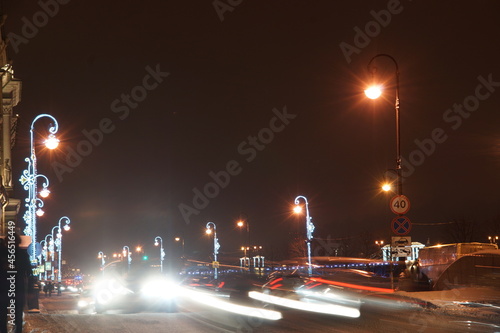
[3,1,500,272]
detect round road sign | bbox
[390,195,410,215]
[391,216,412,236]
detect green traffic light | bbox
[142,255,148,260]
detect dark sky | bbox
[3,1,500,272]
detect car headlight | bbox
[141,278,178,300]
[77,300,89,308]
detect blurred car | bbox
[82,262,178,314]
[77,288,96,314]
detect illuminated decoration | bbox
[154,236,165,273]
[19,114,59,263]
[52,216,71,282]
[206,221,220,279]
[294,195,315,276]
[123,246,132,271]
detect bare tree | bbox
[448,217,478,243]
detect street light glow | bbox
[39,188,50,198]
[205,228,212,235]
[382,183,392,192]
[36,209,44,217]
[293,205,302,214]
[364,85,382,99]
[44,134,60,149]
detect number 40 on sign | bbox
[390,195,410,215]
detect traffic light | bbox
[142,255,148,260]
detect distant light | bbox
[142,255,148,260]
[206,228,212,235]
[382,183,392,192]
[154,242,159,246]
[63,225,70,231]
[136,246,142,252]
[39,188,50,198]
[36,209,44,217]
[44,134,60,149]
[364,85,382,99]
[293,205,302,214]
[175,237,181,242]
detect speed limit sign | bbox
[390,195,410,215]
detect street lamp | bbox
[123,246,131,271]
[364,54,403,197]
[97,251,106,275]
[20,114,60,263]
[154,236,165,273]
[39,239,46,280]
[206,222,220,279]
[174,237,185,257]
[53,216,70,283]
[294,195,315,276]
[236,219,250,267]
[42,234,53,281]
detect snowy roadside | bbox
[396,287,500,324]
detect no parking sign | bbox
[391,216,412,235]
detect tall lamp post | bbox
[42,234,53,281]
[205,222,220,279]
[54,216,70,282]
[364,54,402,197]
[294,195,315,276]
[20,114,60,263]
[236,219,250,268]
[39,239,46,280]
[123,246,131,271]
[174,237,185,258]
[154,236,165,273]
[97,251,106,275]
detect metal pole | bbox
[20,114,59,263]
[123,246,131,272]
[367,54,402,196]
[206,222,219,279]
[295,195,315,276]
[155,236,164,273]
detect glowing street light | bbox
[364,85,382,99]
[364,54,403,197]
[97,251,106,274]
[52,216,70,282]
[381,183,392,192]
[175,237,185,257]
[19,114,59,263]
[123,246,131,271]
[206,222,220,279]
[294,195,315,276]
[42,234,53,281]
[236,219,250,267]
[154,236,165,273]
